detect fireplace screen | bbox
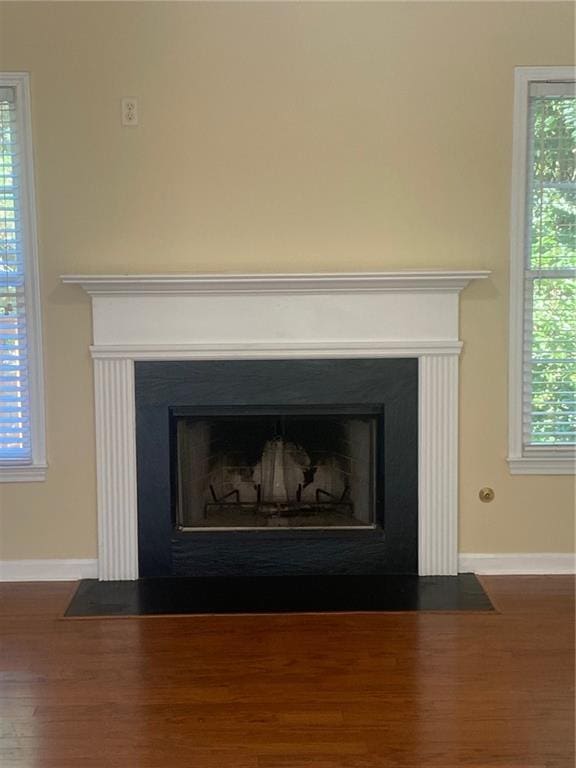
[173,409,378,530]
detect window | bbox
[509,67,576,474]
[0,73,46,481]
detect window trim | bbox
[0,72,46,482]
[508,66,576,475]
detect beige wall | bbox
[0,1,574,560]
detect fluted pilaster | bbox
[419,354,459,575]
[93,358,138,580]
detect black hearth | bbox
[135,359,418,577]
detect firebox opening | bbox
[172,408,380,530]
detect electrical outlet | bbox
[121,98,138,127]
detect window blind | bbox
[0,85,31,462]
[523,81,576,448]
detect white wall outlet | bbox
[121,98,138,126]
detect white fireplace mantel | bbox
[61,270,489,295]
[63,270,490,580]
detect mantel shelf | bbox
[61,270,490,296]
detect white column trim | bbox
[94,359,138,580]
[419,355,459,575]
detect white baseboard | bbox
[0,559,98,582]
[459,553,575,575]
[0,555,573,581]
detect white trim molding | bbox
[0,72,47,483]
[0,464,47,482]
[419,355,459,575]
[62,270,490,296]
[89,340,464,360]
[459,553,575,576]
[508,455,576,475]
[0,559,98,582]
[94,358,139,580]
[63,270,489,580]
[508,66,576,476]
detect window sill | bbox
[507,456,575,475]
[0,464,47,483]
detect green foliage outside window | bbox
[1,99,18,319]
[528,95,576,444]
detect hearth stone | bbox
[64,574,495,617]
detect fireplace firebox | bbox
[174,408,380,531]
[136,358,418,577]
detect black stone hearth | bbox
[135,359,418,578]
[65,574,494,617]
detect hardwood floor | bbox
[0,576,573,768]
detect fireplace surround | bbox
[136,358,417,577]
[62,270,490,580]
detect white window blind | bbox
[0,85,30,461]
[0,74,45,480]
[523,81,576,450]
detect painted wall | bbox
[0,1,574,561]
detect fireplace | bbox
[135,358,417,577]
[62,270,490,579]
[174,408,379,530]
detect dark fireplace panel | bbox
[135,359,418,577]
[174,410,379,530]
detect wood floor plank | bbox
[0,576,573,767]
